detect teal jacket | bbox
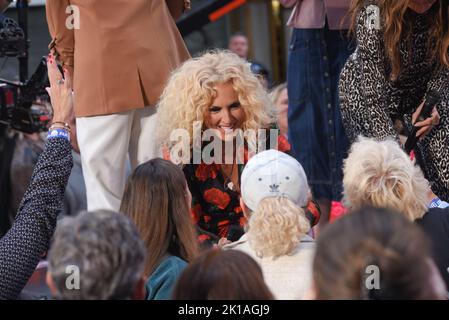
[145,255,187,300]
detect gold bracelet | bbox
[49,123,71,132]
[51,121,70,126]
[50,121,71,130]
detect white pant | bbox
[76,107,159,211]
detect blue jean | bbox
[287,24,354,201]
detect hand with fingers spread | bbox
[411,101,440,139]
[46,53,79,152]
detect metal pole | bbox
[17,0,28,82]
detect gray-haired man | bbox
[46,210,146,300]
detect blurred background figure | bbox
[46,210,146,300]
[227,32,249,60]
[250,62,270,90]
[120,158,198,300]
[228,32,270,89]
[280,0,354,232]
[172,249,274,300]
[269,83,288,139]
[312,207,447,300]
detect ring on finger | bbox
[57,79,65,85]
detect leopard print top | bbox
[339,1,449,200]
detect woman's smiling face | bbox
[204,82,246,140]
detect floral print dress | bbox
[182,133,320,246]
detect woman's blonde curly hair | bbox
[247,197,311,258]
[343,137,429,221]
[156,50,275,154]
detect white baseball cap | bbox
[241,149,309,211]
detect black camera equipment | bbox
[0,0,51,134]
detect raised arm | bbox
[0,138,72,299]
[0,55,75,300]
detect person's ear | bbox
[132,276,146,300]
[45,271,60,298]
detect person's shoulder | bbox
[422,207,449,223]
[160,255,188,273]
[417,208,449,247]
[301,234,315,244]
[223,235,257,258]
[293,235,315,254]
[356,0,382,20]
[146,256,187,300]
[417,208,449,236]
[223,234,249,250]
[149,256,188,282]
[147,256,187,284]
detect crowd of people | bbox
[0,0,449,300]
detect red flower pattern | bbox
[198,234,211,243]
[191,204,203,224]
[204,188,231,210]
[277,134,291,152]
[195,163,218,182]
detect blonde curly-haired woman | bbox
[157,51,303,247]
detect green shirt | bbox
[145,255,187,300]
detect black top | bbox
[0,138,72,299]
[416,208,449,290]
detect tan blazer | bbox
[46,0,190,117]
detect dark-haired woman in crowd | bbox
[172,249,274,300]
[120,158,198,300]
[339,0,449,200]
[313,207,447,299]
